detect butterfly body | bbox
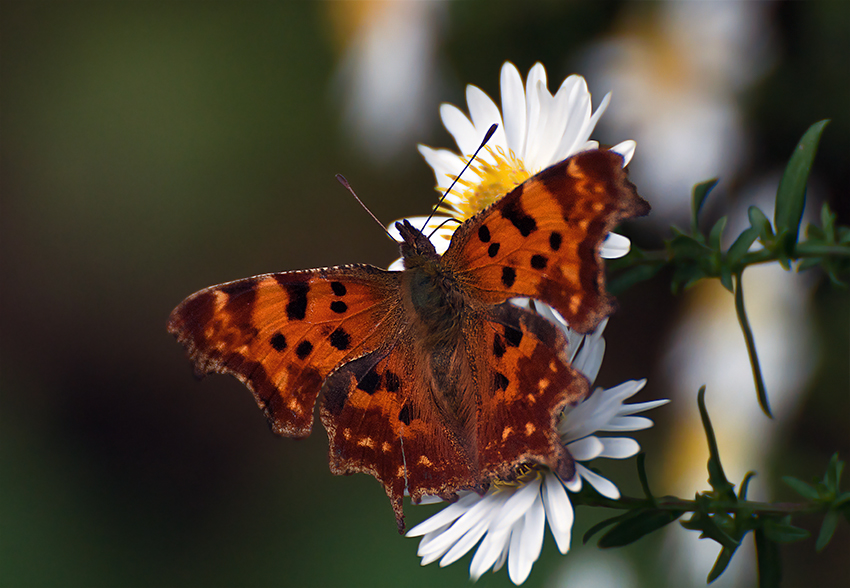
[168,149,649,530]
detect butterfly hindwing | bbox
[474,302,587,482]
[320,336,483,531]
[443,149,649,333]
[167,264,402,438]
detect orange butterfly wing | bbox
[443,149,649,333]
[167,265,402,438]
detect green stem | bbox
[571,494,823,516]
[734,270,772,417]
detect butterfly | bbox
[167,148,649,531]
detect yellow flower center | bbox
[492,462,543,490]
[436,146,530,222]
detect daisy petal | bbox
[566,435,605,461]
[500,62,527,157]
[542,473,574,554]
[440,102,479,155]
[511,494,545,585]
[576,464,621,500]
[493,476,542,533]
[598,437,641,459]
[611,139,636,165]
[600,232,632,259]
[406,492,480,537]
[465,84,507,157]
[439,517,489,566]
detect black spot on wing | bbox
[500,193,537,237]
[494,372,509,391]
[384,370,401,393]
[493,333,506,358]
[488,243,500,257]
[549,231,562,251]
[530,254,548,270]
[283,282,309,321]
[295,340,313,359]
[330,300,348,314]
[270,332,287,351]
[501,267,516,288]
[478,225,491,242]
[331,281,347,296]
[504,325,523,347]
[329,328,350,351]
[357,367,381,394]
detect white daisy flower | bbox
[406,313,669,585]
[387,61,635,269]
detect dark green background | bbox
[2,2,847,587]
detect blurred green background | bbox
[1,2,847,587]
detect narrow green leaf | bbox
[774,120,829,245]
[734,271,772,417]
[738,472,757,501]
[583,512,633,544]
[720,265,734,292]
[763,517,810,543]
[833,491,850,508]
[692,179,719,236]
[816,510,839,551]
[697,387,734,495]
[598,509,685,548]
[727,227,759,269]
[782,476,820,500]
[748,206,774,241]
[709,216,728,251]
[824,453,843,491]
[707,547,736,583]
[668,234,713,259]
[755,528,782,588]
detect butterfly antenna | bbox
[336,174,393,239]
[424,123,498,238]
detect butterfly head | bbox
[396,220,439,269]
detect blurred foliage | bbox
[1,1,847,587]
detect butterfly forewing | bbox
[167,264,402,438]
[443,149,649,333]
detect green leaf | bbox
[816,509,839,551]
[755,528,782,588]
[697,387,735,496]
[707,546,736,583]
[763,517,809,543]
[727,227,759,269]
[782,476,820,500]
[709,216,728,251]
[824,453,843,492]
[598,509,685,548]
[748,206,774,241]
[738,472,757,501]
[774,120,829,246]
[720,265,734,293]
[692,179,719,237]
[668,234,713,259]
[583,512,633,544]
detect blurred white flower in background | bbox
[584,1,776,221]
[325,0,445,163]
